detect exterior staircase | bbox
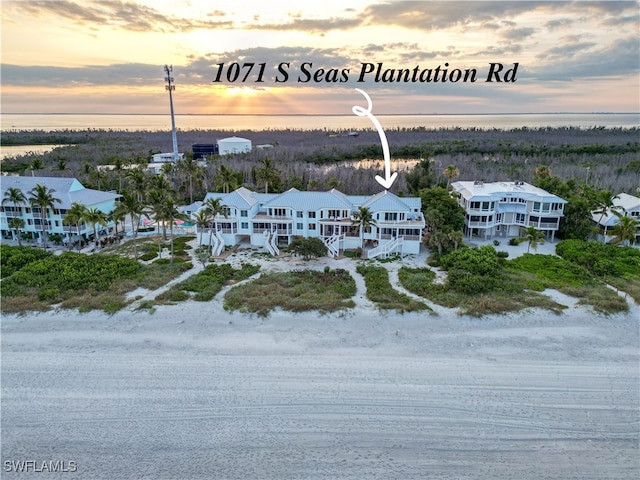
[323,234,343,258]
[367,236,404,259]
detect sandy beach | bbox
[2,241,639,479]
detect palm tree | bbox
[30,158,44,177]
[3,187,27,219]
[521,225,545,253]
[351,206,377,252]
[202,197,227,248]
[28,183,61,249]
[215,164,238,194]
[610,211,639,246]
[593,190,622,240]
[256,157,279,194]
[82,207,107,249]
[126,167,147,202]
[177,156,199,204]
[108,204,127,240]
[63,202,88,251]
[118,191,145,259]
[146,188,170,241]
[192,209,212,246]
[162,197,188,263]
[54,158,71,177]
[8,217,25,246]
[443,164,460,189]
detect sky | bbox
[1,0,639,115]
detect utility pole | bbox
[164,65,179,161]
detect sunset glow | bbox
[1,1,638,114]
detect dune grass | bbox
[223,268,356,317]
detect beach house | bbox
[195,187,425,258]
[451,180,567,240]
[591,192,640,244]
[0,176,120,246]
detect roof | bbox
[1,175,120,210]
[452,180,567,203]
[263,188,354,211]
[199,187,423,215]
[361,190,412,212]
[217,136,251,143]
[592,193,640,226]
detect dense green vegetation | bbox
[356,263,431,313]
[1,245,53,278]
[0,245,192,314]
[286,237,328,260]
[556,240,640,302]
[156,263,260,303]
[223,268,356,317]
[399,244,629,316]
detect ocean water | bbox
[2,113,638,132]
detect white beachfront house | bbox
[0,176,120,245]
[451,180,567,241]
[591,192,640,244]
[195,187,425,258]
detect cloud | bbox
[3,0,232,32]
[531,37,639,81]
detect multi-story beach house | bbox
[0,176,120,245]
[451,180,567,241]
[195,187,426,258]
[591,192,640,244]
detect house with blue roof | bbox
[0,176,120,246]
[196,187,426,258]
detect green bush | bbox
[139,251,157,261]
[0,245,53,278]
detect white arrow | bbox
[352,88,398,190]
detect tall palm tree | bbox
[177,156,199,204]
[215,164,238,194]
[256,157,279,194]
[63,202,88,251]
[126,167,148,202]
[30,158,44,177]
[593,190,622,241]
[202,197,227,248]
[146,188,170,241]
[610,211,639,246]
[162,197,188,263]
[443,164,460,189]
[118,191,146,259]
[54,158,71,177]
[8,217,25,246]
[108,203,127,239]
[192,209,212,246]
[521,225,545,253]
[82,207,107,249]
[351,206,377,252]
[28,183,61,249]
[2,187,27,218]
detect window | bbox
[297,211,303,218]
[470,201,481,209]
[241,210,248,217]
[482,202,490,210]
[516,213,526,224]
[241,222,248,229]
[384,212,398,221]
[309,223,316,230]
[296,223,303,230]
[533,202,541,211]
[308,211,316,218]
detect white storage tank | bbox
[217,136,252,155]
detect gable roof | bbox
[1,176,120,209]
[361,190,412,211]
[592,192,640,226]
